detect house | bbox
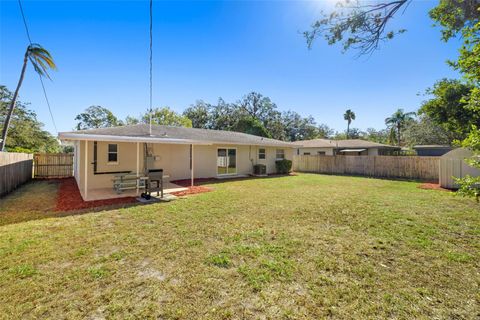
[292,139,400,156]
[58,124,294,201]
[413,145,453,157]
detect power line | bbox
[17,0,58,134]
[149,0,153,136]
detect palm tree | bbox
[0,44,56,151]
[343,109,356,139]
[385,108,416,146]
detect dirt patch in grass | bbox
[418,183,452,191]
[170,186,212,197]
[55,178,136,211]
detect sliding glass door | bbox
[217,148,237,175]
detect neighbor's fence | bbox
[293,155,440,182]
[34,153,73,178]
[0,152,33,197]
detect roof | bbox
[291,139,332,148]
[413,145,452,149]
[292,138,399,149]
[58,124,294,147]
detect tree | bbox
[317,123,335,138]
[363,128,390,144]
[183,100,212,129]
[124,115,140,125]
[385,109,416,146]
[403,116,453,146]
[1,44,56,151]
[207,98,239,131]
[232,117,271,138]
[419,79,478,140]
[343,109,356,139]
[0,86,60,153]
[143,107,192,127]
[75,106,122,130]
[333,127,363,140]
[304,0,480,56]
[282,111,319,141]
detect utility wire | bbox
[149,0,153,136]
[18,0,58,134]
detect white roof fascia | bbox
[58,133,212,145]
[58,132,295,148]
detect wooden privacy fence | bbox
[34,153,74,178]
[293,155,440,182]
[0,152,33,197]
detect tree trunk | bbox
[397,124,401,146]
[0,51,29,151]
[347,121,350,139]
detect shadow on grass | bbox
[172,173,297,187]
[0,180,146,227]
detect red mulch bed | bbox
[170,186,212,197]
[418,183,452,192]
[55,178,136,212]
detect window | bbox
[108,144,118,163]
[303,152,310,155]
[317,151,326,156]
[258,148,266,160]
[276,149,285,160]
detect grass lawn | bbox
[0,174,478,319]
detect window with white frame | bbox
[258,148,266,160]
[108,144,118,163]
[276,149,285,160]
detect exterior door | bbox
[217,148,237,175]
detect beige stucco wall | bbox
[76,140,293,199]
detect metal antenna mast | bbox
[149,0,153,136]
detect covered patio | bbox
[84,181,188,201]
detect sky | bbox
[0,0,461,136]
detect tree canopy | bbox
[143,107,192,128]
[75,105,122,130]
[419,79,478,140]
[0,85,60,153]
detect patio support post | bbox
[84,140,88,200]
[136,142,140,195]
[190,144,194,187]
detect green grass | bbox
[0,180,59,226]
[0,174,479,319]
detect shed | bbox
[414,145,453,157]
[439,148,480,189]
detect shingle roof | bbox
[292,138,398,149]
[59,124,293,147]
[291,139,332,148]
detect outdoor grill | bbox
[142,168,163,199]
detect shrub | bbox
[275,159,292,174]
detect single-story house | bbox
[292,139,400,156]
[413,145,453,157]
[58,124,294,201]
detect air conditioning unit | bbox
[253,164,267,176]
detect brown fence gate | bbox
[34,153,74,178]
